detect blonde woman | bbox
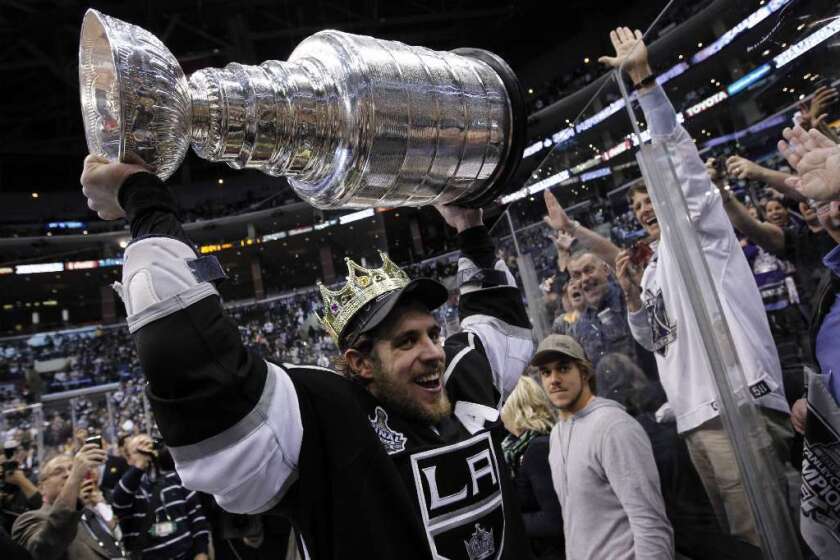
[501,377,564,560]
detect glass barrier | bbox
[1,403,44,474]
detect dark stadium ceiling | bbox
[0,0,667,195]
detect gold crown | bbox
[317,251,410,344]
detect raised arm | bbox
[601,27,724,231]
[435,205,534,408]
[724,156,804,203]
[705,158,786,254]
[543,190,620,268]
[80,157,303,515]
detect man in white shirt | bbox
[604,27,793,546]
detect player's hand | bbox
[80,154,149,220]
[434,204,483,233]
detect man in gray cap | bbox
[534,334,674,560]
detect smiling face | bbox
[347,302,450,425]
[538,357,593,415]
[568,254,610,308]
[764,200,789,227]
[631,189,660,240]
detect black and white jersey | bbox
[119,172,535,560]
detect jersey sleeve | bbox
[637,84,727,237]
[118,173,304,515]
[444,226,534,407]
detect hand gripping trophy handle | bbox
[79,9,526,209]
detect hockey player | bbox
[80,159,535,560]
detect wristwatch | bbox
[633,74,656,90]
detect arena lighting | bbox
[47,221,85,229]
[773,17,840,68]
[575,98,626,133]
[66,260,98,270]
[199,242,235,254]
[603,139,634,160]
[499,189,528,205]
[685,91,729,118]
[571,156,602,175]
[552,127,576,145]
[339,208,375,224]
[703,113,787,148]
[261,232,287,242]
[314,219,338,231]
[288,225,314,236]
[526,169,572,196]
[523,140,545,157]
[0,267,13,275]
[580,167,612,182]
[656,62,690,86]
[15,262,64,274]
[726,63,772,95]
[692,0,791,64]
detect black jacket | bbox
[513,436,564,559]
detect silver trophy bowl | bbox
[79,10,192,181]
[79,9,525,208]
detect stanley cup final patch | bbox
[410,431,505,560]
[369,406,407,455]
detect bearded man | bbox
[80,157,534,560]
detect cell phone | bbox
[84,435,103,449]
[714,156,728,179]
[628,241,653,268]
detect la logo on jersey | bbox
[410,431,504,560]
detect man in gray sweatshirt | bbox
[534,334,673,559]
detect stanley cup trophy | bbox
[79,9,525,209]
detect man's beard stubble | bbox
[370,358,452,425]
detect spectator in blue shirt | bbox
[112,435,209,560]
